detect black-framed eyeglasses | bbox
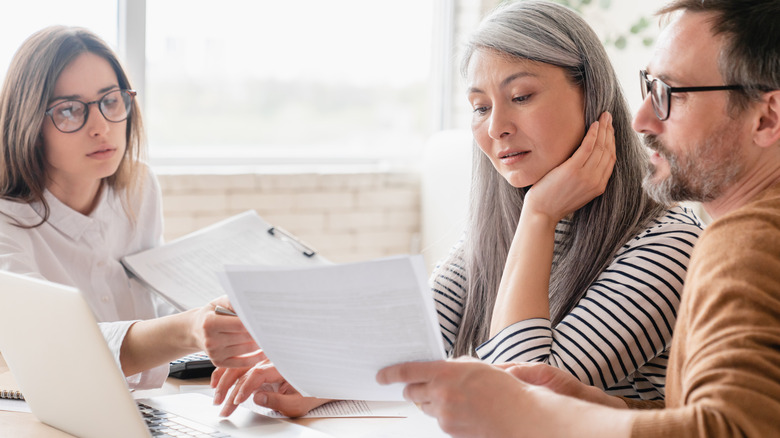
[639,70,743,121]
[44,89,136,133]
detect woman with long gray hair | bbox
[212,0,704,416]
[431,0,702,400]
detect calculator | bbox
[168,352,216,379]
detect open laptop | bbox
[0,270,333,438]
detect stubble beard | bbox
[641,128,743,205]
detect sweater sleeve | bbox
[476,209,702,394]
[631,201,780,437]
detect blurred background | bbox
[0,0,674,270]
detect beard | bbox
[641,128,744,205]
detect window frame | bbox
[117,0,451,169]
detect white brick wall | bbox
[156,170,421,264]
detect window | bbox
[0,1,436,168]
[145,0,435,166]
[0,2,117,87]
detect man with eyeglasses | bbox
[377,0,780,436]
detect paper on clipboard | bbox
[121,210,329,310]
[219,255,446,401]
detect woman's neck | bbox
[46,178,104,216]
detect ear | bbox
[754,90,780,148]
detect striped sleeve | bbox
[475,206,703,395]
[430,241,468,355]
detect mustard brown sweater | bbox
[630,184,780,437]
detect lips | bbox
[86,146,117,160]
[643,135,668,158]
[87,147,115,156]
[499,150,529,159]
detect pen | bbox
[214,305,237,317]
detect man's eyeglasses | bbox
[44,89,136,133]
[639,70,743,121]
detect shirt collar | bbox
[32,184,116,241]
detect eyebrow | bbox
[49,85,119,103]
[468,71,538,94]
[645,67,679,86]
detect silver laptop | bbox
[0,270,332,438]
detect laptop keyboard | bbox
[138,402,233,437]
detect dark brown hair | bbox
[659,0,779,112]
[0,26,146,226]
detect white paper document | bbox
[249,400,418,419]
[220,255,446,401]
[121,210,329,310]
[177,385,413,418]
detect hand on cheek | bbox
[525,111,616,223]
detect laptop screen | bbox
[0,271,153,437]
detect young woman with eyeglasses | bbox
[0,26,262,389]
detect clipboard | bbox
[121,210,330,310]
[267,226,316,257]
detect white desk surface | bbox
[0,355,449,438]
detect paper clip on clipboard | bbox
[267,226,317,257]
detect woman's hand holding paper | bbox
[211,361,332,418]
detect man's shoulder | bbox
[681,187,780,323]
[692,186,780,276]
[703,185,780,245]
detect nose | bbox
[632,94,662,136]
[487,103,515,140]
[84,102,110,137]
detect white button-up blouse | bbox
[0,166,175,389]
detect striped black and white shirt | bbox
[431,206,703,400]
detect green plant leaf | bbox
[630,16,652,34]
